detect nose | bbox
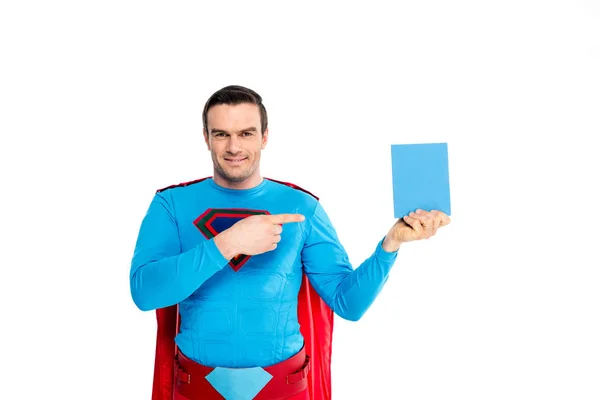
[225,135,242,154]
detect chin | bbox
[225,174,250,183]
[217,168,251,183]
[215,159,257,183]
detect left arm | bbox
[301,202,398,321]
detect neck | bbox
[212,171,263,190]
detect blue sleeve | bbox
[129,192,230,311]
[301,202,398,321]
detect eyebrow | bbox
[210,127,258,134]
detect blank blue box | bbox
[391,143,451,218]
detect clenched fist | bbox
[214,213,305,259]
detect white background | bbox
[1,1,599,399]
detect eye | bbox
[242,131,253,136]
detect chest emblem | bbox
[193,208,270,271]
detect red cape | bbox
[151,274,334,400]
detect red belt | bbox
[174,347,309,400]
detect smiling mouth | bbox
[224,157,248,163]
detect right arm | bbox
[129,192,231,311]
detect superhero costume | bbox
[130,177,399,399]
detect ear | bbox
[203,130,210,150]
[261,128,269,150]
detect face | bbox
[204,103,268,188]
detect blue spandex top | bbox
[130,178,398,368]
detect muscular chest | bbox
[179,206,305,268]
[178,206,306,303]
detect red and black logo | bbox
[193,208,270,272]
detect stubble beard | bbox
[213,153,258,183]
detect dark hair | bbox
[202,85,268,135]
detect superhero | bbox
[129,85,451,399]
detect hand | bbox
[215,213,305,258]
[382,209,450,252]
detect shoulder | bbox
[264,177,319,200]
[155,176,211,194]
[264,178,322,221]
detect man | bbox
[130,85,450,400]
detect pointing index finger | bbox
[269,213,306,224]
